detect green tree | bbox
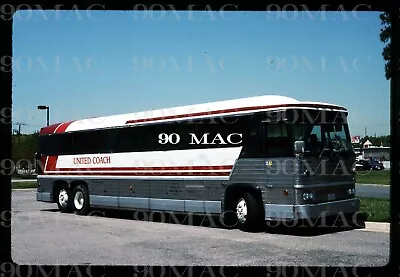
[12,131,39,171]
[380,11,400,80]
[359,135,390,148]
[379,12,392,80]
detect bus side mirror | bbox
[294,141,305,154]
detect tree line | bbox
[12,132,39,170]
[379,11,400,81]
[357,135,390,148]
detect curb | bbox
[359,221,390,233]
[356,183,389,187]
[11,179,37,183]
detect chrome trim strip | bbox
[88,196,222,214]
[150,199,185,211]
[90,195,118,207]
[119,196,149,209]
[38,175,229,180]
[294,181,354,189]
[204,200,221,213]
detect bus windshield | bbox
[292,123,354,157]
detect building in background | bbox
[362,143,390,170]
[362,139,373,148]
[363,146,390,161]
[351,136,361,144]
[352,135,391,170]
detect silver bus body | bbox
[35,95,359,229]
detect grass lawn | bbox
[12,181,37,189]
[359,197,390,222]
[355,170,390,185]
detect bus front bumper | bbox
[264,198,360,221]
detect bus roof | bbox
[39,94,347,135]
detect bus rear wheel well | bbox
[52,180,89,202]
[70,180,89,190]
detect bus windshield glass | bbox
[292,123,354,157]
[285,108,355,157]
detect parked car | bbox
[355,159,371,171]
[370,159,385,170]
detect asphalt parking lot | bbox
[11,190,389,266]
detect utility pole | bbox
[13,122,27,135]
[364,126,367,137]
[12,123,27,146]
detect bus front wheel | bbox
[235,193,264,231]
[72,185,90,215]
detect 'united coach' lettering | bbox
[73,156,111,165]
[92,156,111,164]
[73,157,91,165]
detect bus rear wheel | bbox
[72,185,90,215]
[56,186,73,213]
[235,193,264,231]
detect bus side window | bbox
[263,123,292,155]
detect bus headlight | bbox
[303,192,314,201]
[347,188,356,196]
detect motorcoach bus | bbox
[35,95,359,230]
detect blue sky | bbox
[12,10,389,137]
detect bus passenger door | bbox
[261,122,295,207]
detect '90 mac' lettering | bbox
[158,133,242,145]
[189,133,242,145]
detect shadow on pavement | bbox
[41,208,367,236]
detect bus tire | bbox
[55,186,73,213]
[72,184,90,215]
[235,192,264,231]
[221,209,238,229]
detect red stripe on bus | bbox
[55,121,75,133]
[125,103,346,124]
[45,156,59,171]
[42,172,231,176]
[48,165,233,171]
[39,121,75,135]
[39,123,63,135]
